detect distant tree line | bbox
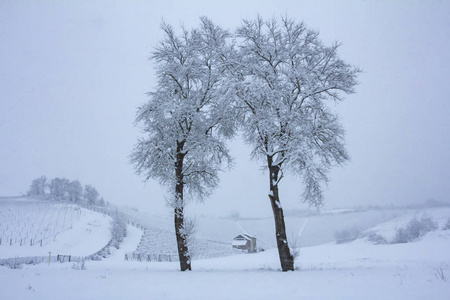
[27,175,106,206]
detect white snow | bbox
[94,224,143,265]
[0,203,112,258]
[1,204,450,299]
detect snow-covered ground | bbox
[120,204,409,258]
[0,199,112,259]
[1,201,449,299]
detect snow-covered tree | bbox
[49,177,70,200]
[84,184,99,205]
[27,176,47,196]
[67,180,83,202]
[230,16,360,271]
[131,18,236,271]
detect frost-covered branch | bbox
[226,15,360,271]
[131,18,237,271]
[230,16,359,205]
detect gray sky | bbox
[1,0,449,217]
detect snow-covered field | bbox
[1,198,450,299]
[0,198,112,259]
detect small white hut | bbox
[232,233,257,253]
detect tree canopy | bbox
[232,16,360,206]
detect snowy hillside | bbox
[0,197,112,259]
[0,198,450,300]
[121,204,427,252]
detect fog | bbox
[1,0,449,217]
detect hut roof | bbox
[233,234,256,241]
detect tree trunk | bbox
[174,149,191,271]
[174,206,191,271]
[267,155,294,271]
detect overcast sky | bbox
[1,0,449,217]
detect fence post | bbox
[48,252,51,266]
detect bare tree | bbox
[67,180,83,202]
[131,18,236,271]
[84,184,99,205]
[49,177,70,200]
[230,16,360,271]
[27,176,47,196]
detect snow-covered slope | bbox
[1,203,450,299]
[0,198,112,259]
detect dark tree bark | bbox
[174,206,191,271]
[174,143,191,271]
[267,155,294,271]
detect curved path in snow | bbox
[105,225,143,263]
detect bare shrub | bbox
[289,232,300,259]
[392,227,409,244]
[183,216,198,258]
[334,227,361,244]
[72,258,86,270]
[365,231,387,245]
[111,211,127,249]
[443,218,450,230]
[4,257,22,269]
[431,264,448,282]
[392,216,438,244]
